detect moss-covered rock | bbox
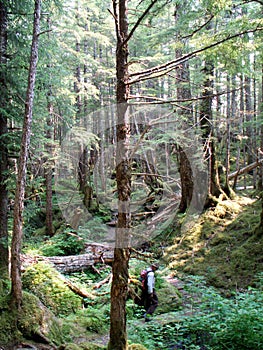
[0,292,63,347]
[20,291,63,345]
[22,261,82,316]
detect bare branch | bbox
[129,27,263,83]
[128,87,242,105]
[181,15,215,40]
[109,1,121,42]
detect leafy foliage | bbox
[40,228,85,256]
[128,275,263,350]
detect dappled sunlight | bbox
[165,195,262,290]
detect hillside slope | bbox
[164,194,263,291]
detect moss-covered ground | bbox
[164,194,263,292]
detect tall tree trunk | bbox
[108,0,130,349]
[200,60,223,203]
[258,65,263,191]
[174,3,194,213]
[45,88,54,237]
[45,17,54,237]
[224,74,231,196]
[11,0,41,310]
[0,0,9,284]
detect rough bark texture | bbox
[0,0,9,281]
[11,0,41,310]
[174,9,194,213]
[108,1,130,349]
[200,59,222,201]
[45,18,54,237]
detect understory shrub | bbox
[128,276,263,350]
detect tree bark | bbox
[45,18,54,237]
[0,0,9,282]
[200,58,223,203]
[11,0,41,310]
[174,2,194,213]
[108,1,130,349]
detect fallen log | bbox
[21,243,153,274]
[21,249,114,274]
[228,158,263,180]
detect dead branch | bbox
[228,159,263,180]
[93,273,112,289]
[129,27,263,84]
[62,276,95,299]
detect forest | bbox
[0,0,263,349]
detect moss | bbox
[79,343,107,350]
[157,283,182,314]
[19,291,64,345]
[63,345,81,350]
[166,195,263,291]
[0,292,63,347]
[0,295,22,345]
[22,261,82,316]
[59,342,106,350]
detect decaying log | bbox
[21,244,114,274]
[228,159,263,180]
[21,243,153,274]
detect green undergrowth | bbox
[165,195,263,291]
[128,274,263,350]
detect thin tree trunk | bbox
[0,0,9,283]
[45,17,54,237]
[45,90,54,237]
[224,74,231,196]
[258,65,263,190]
[11,0,41,310]
[108,1,130,349]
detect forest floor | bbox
[2,193,263,350]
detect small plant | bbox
[41,228,85,256]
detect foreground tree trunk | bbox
[0,1,9,283]
[11,0,41,310]
[108,0,131,349]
